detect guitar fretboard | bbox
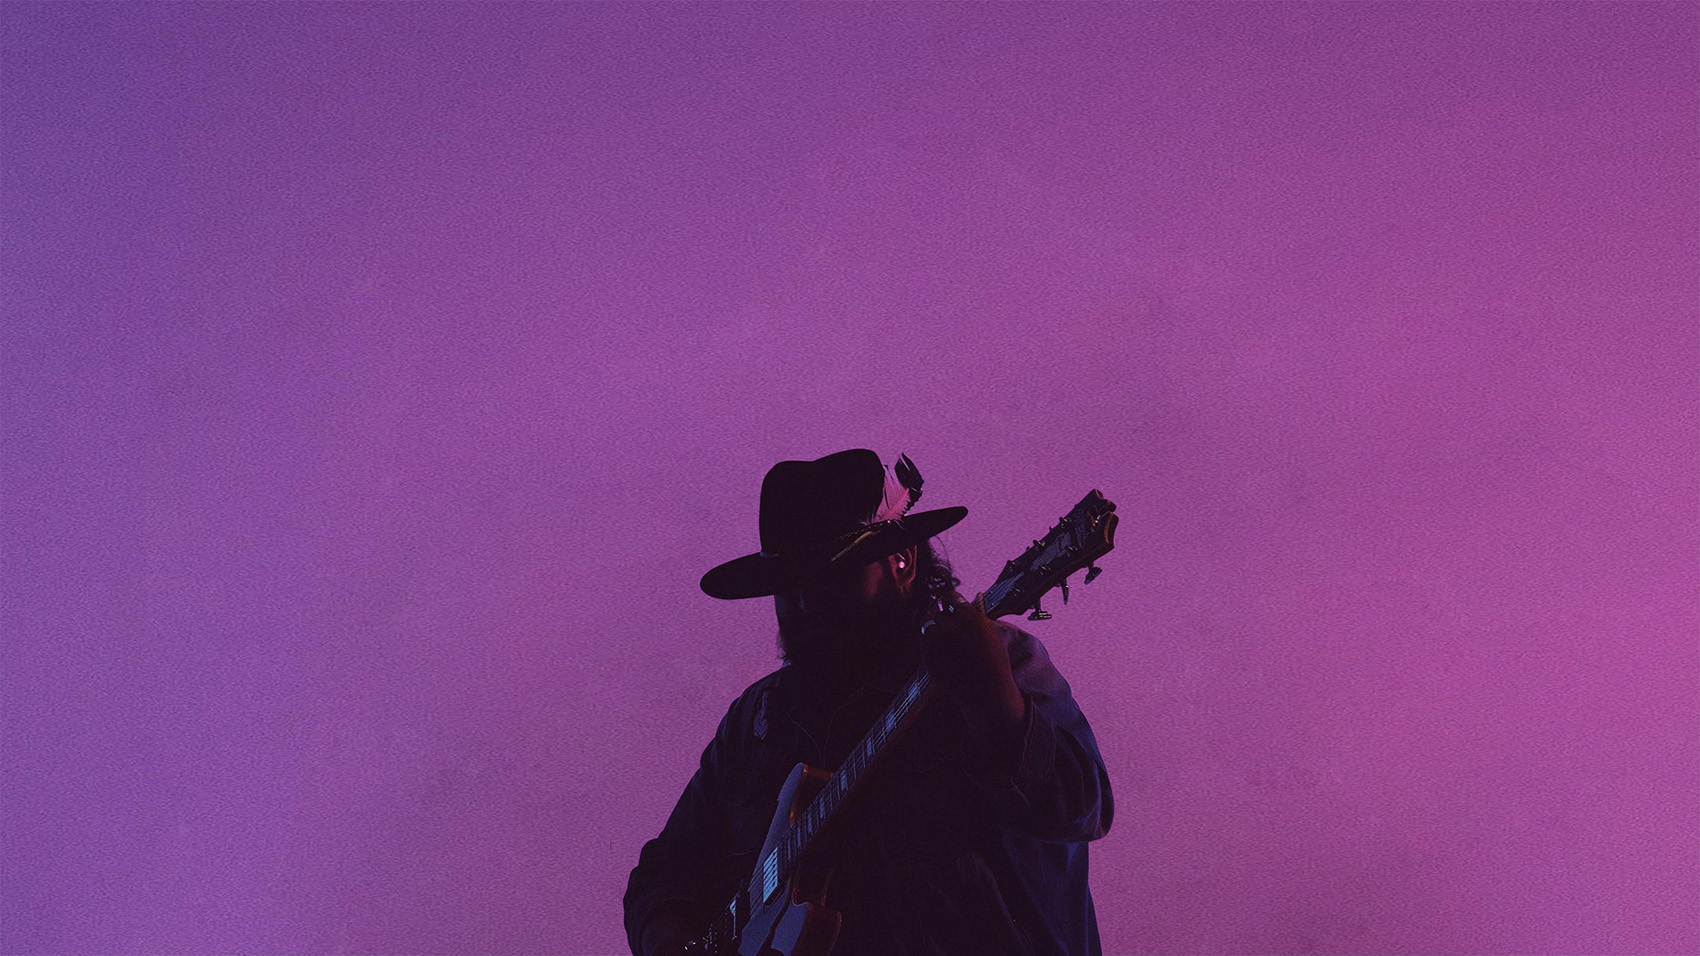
[749,665,935,904]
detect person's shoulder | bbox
[992,618,1037,641]
[734,667,788,701]
[992,617,1047,658]
[992,617,1072,680]
[714,666,790,737]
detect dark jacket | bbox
[624,620,1113,956]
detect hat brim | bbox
[699,506,967,600]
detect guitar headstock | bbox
[981,490,1117,621]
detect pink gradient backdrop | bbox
[3,4,1695,954]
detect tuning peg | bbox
[1084,563,1103,584]
[1027,597,1052,621]
[1061,577,1069,605]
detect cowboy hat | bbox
[699,449,968,600]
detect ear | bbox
[889,544,919,595]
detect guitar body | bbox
[736,762,841,956]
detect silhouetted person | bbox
[625,449,1112,956]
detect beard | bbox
[776,575,924,680]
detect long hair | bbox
[909,536,962,615]
[776,537,961,667]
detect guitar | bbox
[682,489,1118,956]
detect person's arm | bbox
[623,696,745,956]
[922,596,1113,843]
[970,622,1114,843]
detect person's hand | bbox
[920,590,1027,755]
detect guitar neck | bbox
[749,663,937,903]
[758,581,1042,896]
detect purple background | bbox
[3,3,1696,954]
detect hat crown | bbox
[757,449,885,556]
[699,449,965,599]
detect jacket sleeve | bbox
[622,694,746,955]
[966,623,1114,843]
